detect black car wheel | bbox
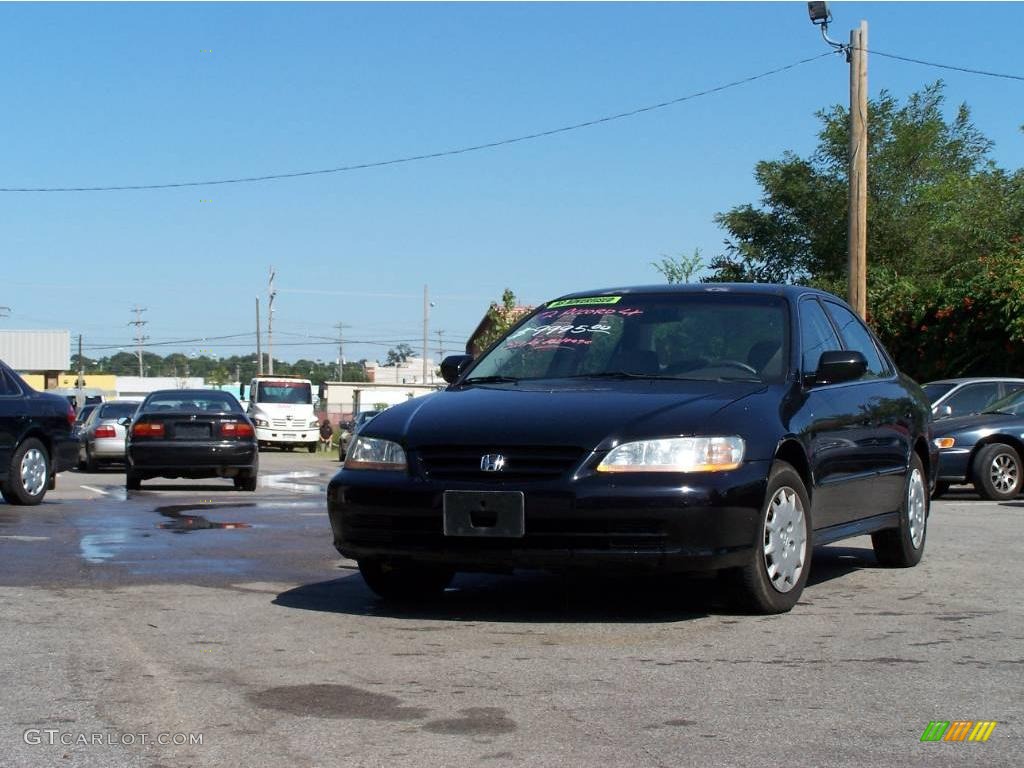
[1,438,51,506]
[234,470,258,492]
[84,448,98,473]
[126,470,142,491]
[872,453,928,567]
[358,559,454,601]
[726,461,811,614]
[307,442,318,454]
[973,443,1022,501]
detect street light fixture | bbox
[807,2,845,52]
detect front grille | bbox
[417,445,586,481]
[271,419,290,428]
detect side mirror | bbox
[118,417,132,427]
[440,354,474,384]
[812,350,867,386]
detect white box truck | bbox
[245,375,319,452]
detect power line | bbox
[867,48,1024,82]
[0,52,834,193]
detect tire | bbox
[234,470,258,492]
[872,453,928,567]
[308,442,318,454]
[126,470,142,491]
[932,481,950,499]
[725,461,811,614]
[972,443,1022,501]
[84,448,97,473]
[358,559,454,601]
[1,438,51,506]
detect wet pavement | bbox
[1,455,1022,768]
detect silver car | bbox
[78,400,140,470]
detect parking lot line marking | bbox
[80,485,110,496]
[0,535,50,542]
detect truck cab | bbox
[245,376,319,452]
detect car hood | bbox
[933,412,1022,437]
[364,380,768,450]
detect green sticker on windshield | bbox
[547,296,622,309]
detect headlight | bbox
[933,437,955,449]
[597,436,745,473]
[344,436,407,471]
[253,418,268,427]
[309,420,320,428]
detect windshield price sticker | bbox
[546,296,622,309]
[535,307,643,320]
[509,323,613,341]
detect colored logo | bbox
[547,296,622,308]
[920,721,997,742]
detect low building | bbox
[322,381,439,423]
[1,330,70,389]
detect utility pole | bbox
[808,3,868,318]
[267,266,276,375]
[848,20,868,319]
[129,306,148,377]
[334,322,348,381]
[255,297,263,374]
[76,334,84,411]
[436,329,445,363]
[422,285,429,383]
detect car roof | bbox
[146,389,235,397]
[551,283,838,302]
[924,377,1024,385]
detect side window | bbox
[0,367,21,396]
[945,383,1002,417]
[823,301,889,378]
[799,299,841,375]
[1002,383,1024,400]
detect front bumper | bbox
[327,461,770,573]
[937,448,972,482]
[255,427,316,444]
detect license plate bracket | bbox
[443,491,525,538]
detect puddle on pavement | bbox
[260,471,327,495]
[156,502,253,534]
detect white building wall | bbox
[0,330,70,370]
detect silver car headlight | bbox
[344,436,407,471]
[597,436,745,473]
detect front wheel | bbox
[972,443,1022,501]
[358,559,454,601]
[307,442,318,454]
[872,453,928,567]
[1,438,51,505]
[725,461,811,614]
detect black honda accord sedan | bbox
[327,284,935,613]
[125,389,258,491]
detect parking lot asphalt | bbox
[0,452,1021,768]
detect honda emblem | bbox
[480,454,506,472]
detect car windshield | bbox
[144,392,243,413]
[257,381,312,404]
[97,402,139,420]
[466,293,789,383]
[981,389,1024,416]
[922,382,956,403]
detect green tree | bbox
[709,82,1024,379]
[475,288,526,353]
[382,343,415,366]
[652,249,705,284]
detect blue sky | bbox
[2,2,1022,365]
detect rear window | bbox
[98,402,139,420]
[145,393,243,413]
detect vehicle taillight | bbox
[94,425,117,438]
[66,404,76,426]
[221,421,255,438]
[132,422,165,437]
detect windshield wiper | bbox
[565,372,684,381]
[981,409,1013,416]
[463,375,520,384]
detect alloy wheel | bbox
[989,453,1019,495]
